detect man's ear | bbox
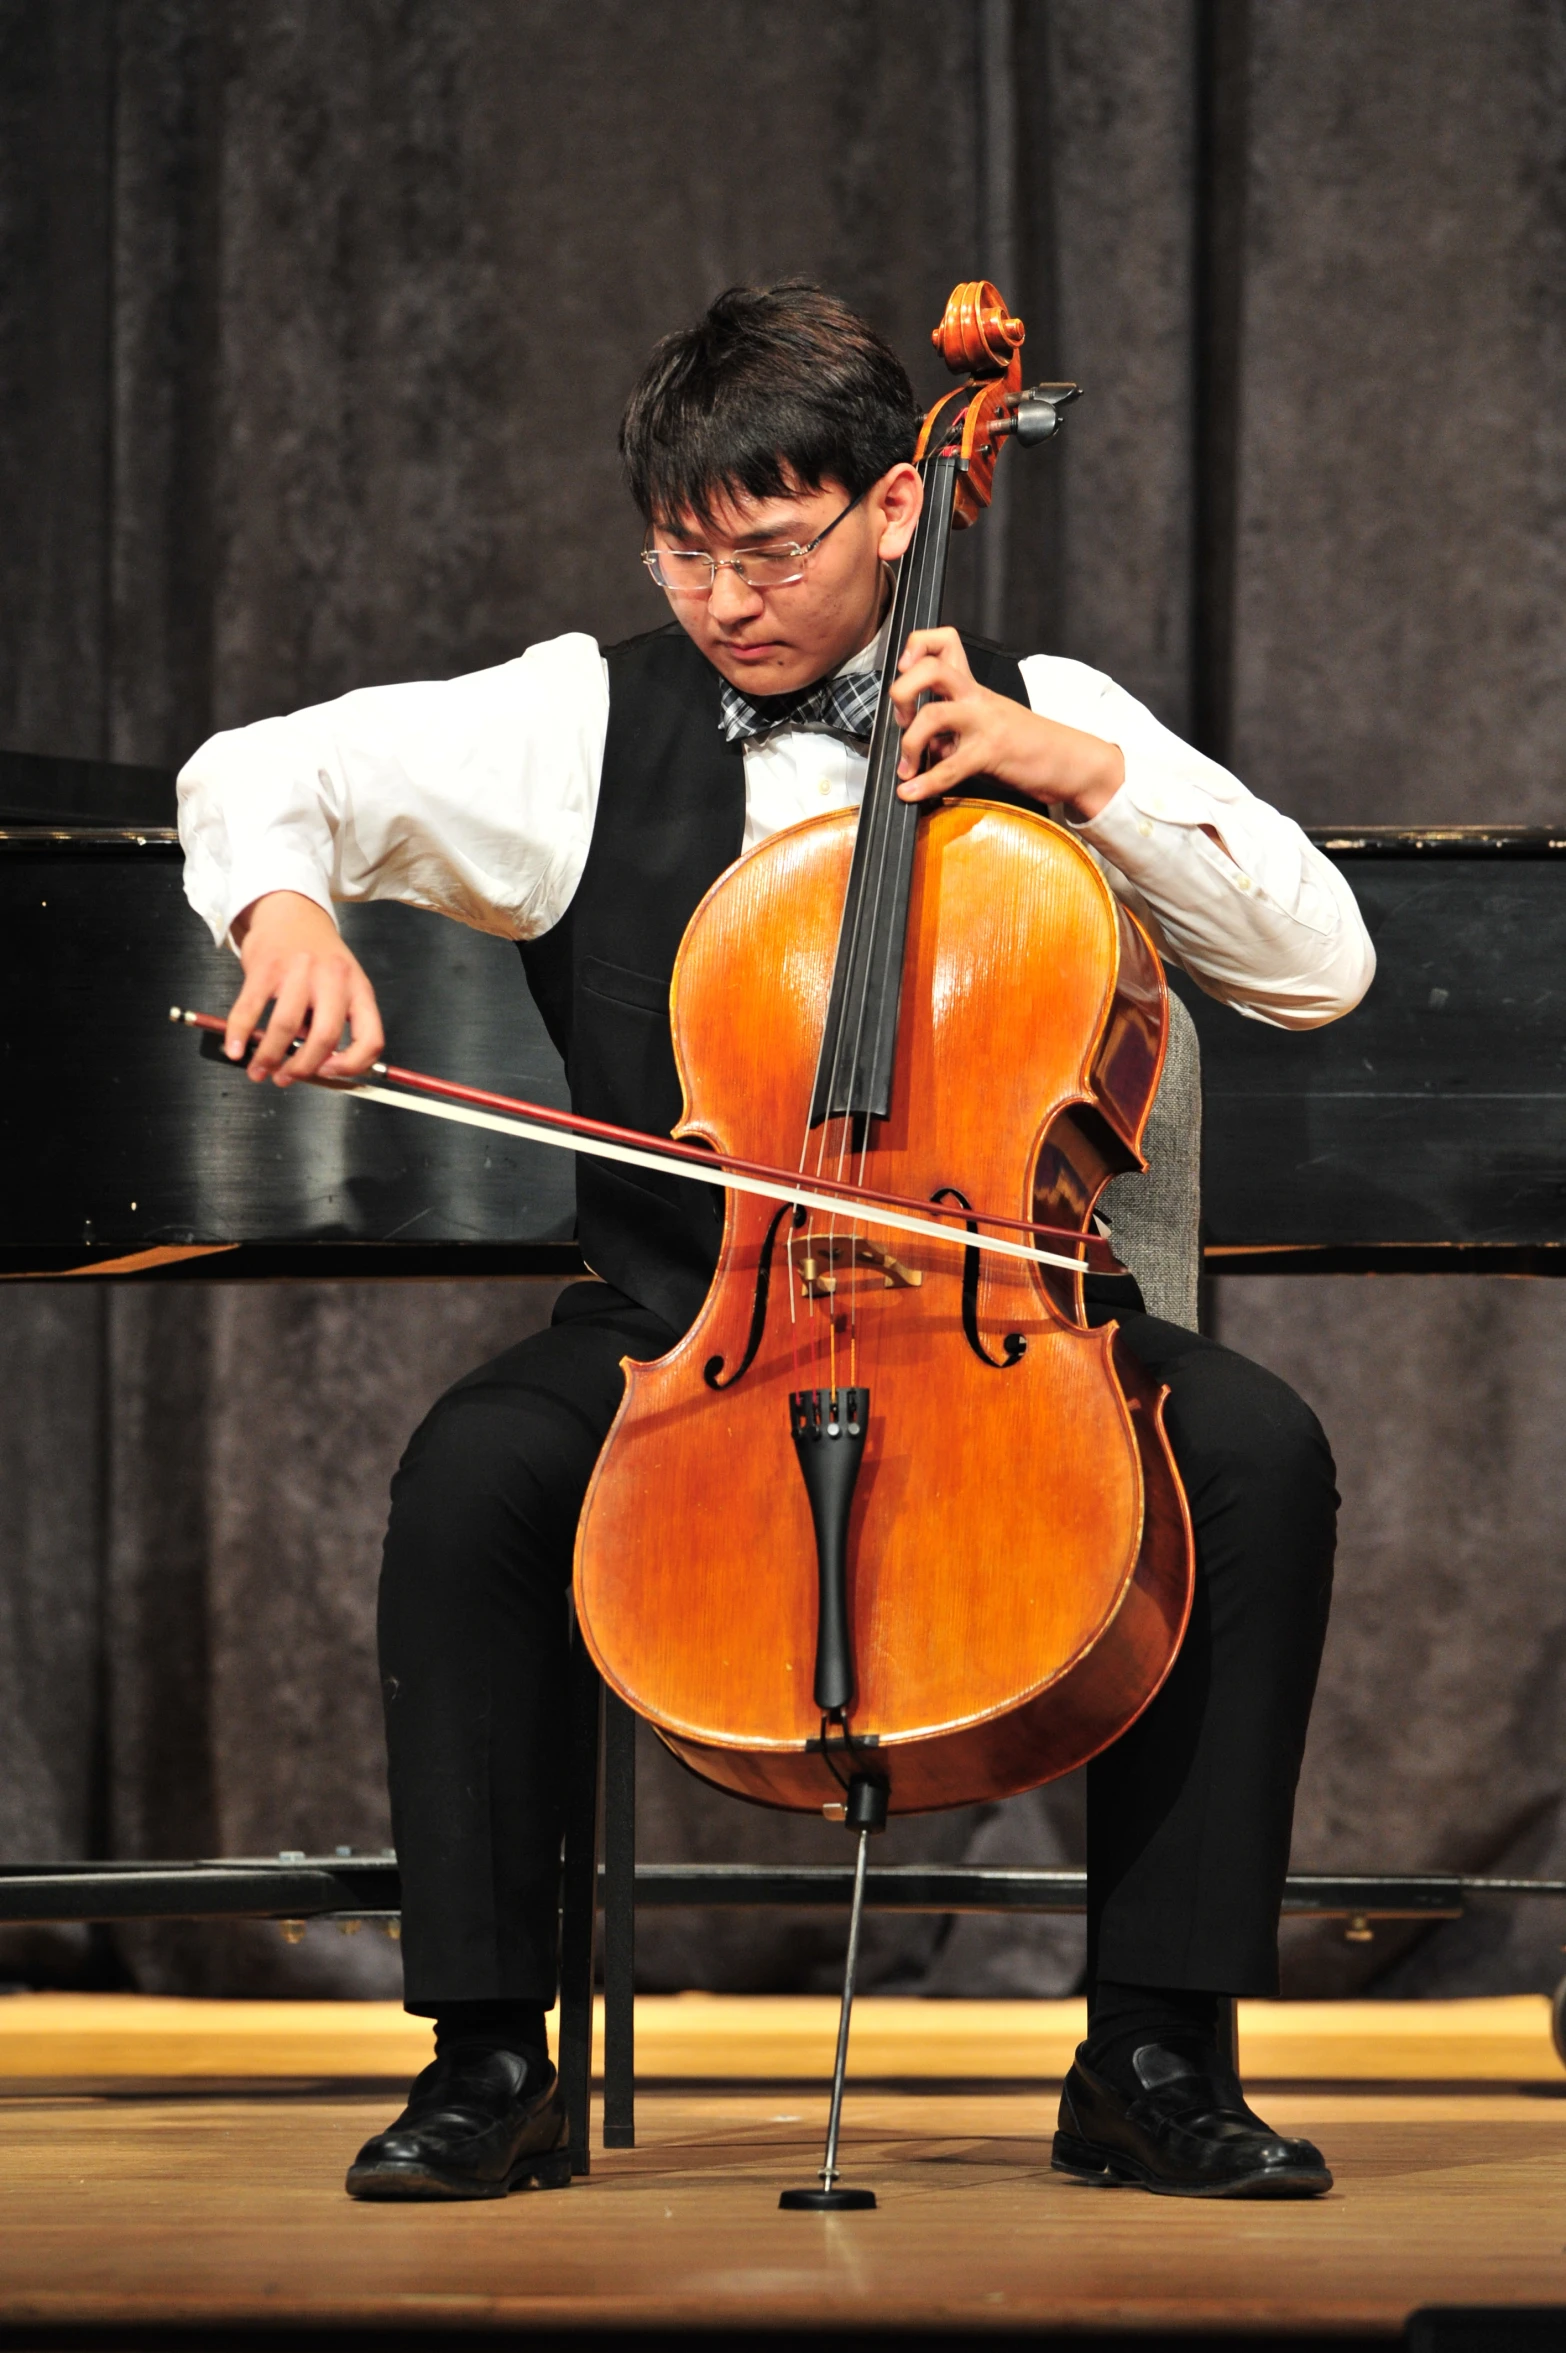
[873,463,924,562]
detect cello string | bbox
[796,497,918,1392]
[840,444,952,1201]
[798,438,934,1175]
[800,418,963,1302]
[827,560,910,1389]
[797,394,968,1195]
[796,395,969,1386]
[830,444,958,1395]
[818,555,965,1376]
[813,472,926,1382]
[838,556,918,1383]
[806,443,940,1393]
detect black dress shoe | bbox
[1052,2042,1333,2199]
[346,2044,570,2200]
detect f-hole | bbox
[931,1188,1026,1370]
[704,1203,796,1391]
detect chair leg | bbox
[558,1635,602,2178]
[601,1688,637,2148]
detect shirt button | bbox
[818,779,831,797]
[1235,873,1253,892]
[1136,820,1153,838]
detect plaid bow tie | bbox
[719,667,881,747]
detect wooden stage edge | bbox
[0,1989,1560,2086]
[0,1995,1562,2342]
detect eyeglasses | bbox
[641,490,864,596]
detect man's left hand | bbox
[887,628,1125,822]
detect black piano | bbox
[5,745,1565,1279]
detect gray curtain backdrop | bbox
[3,0,1565,1999]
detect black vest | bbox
[519,622,1030,1335]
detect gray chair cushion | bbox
[1097,989,1202,1331]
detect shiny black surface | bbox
[7,822,1566,1273]
[1,834,575,1255]
[1174,831,1566,1261]
[0,1855,1534,1924]
[0,744,176,826]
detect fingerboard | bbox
[808,449,959,1126]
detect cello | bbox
[572,282,1195,2203]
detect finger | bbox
[893,709,950,772]
[321,966,385,1077]
[225,963,275,1062]
[891,640,965,690]
[897,633,973,697]
[896,698,984,776]
[250,961,314,1084]
[885,655,953,718]
[898,625,963,672]
[282,966,350,1083]
[896,738,985,801]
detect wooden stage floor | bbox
[0,1994,1562,2339]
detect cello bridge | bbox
[797,1233,923,1299]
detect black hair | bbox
[619,281,919,529]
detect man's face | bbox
[649,464,922,696]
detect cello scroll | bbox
[919,278,1081,525]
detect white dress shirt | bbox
[178,632,1374,1030]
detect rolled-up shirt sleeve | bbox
[1019,655,1375,1029]
[177,631,608,951]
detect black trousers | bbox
[378,1280,1337,2011]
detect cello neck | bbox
[807,439,961,1128]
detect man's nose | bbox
[707,562,766,624]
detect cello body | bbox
[574,796,1194,1814]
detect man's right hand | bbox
[225,891,385,1086]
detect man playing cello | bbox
[179,283,1374,2201]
